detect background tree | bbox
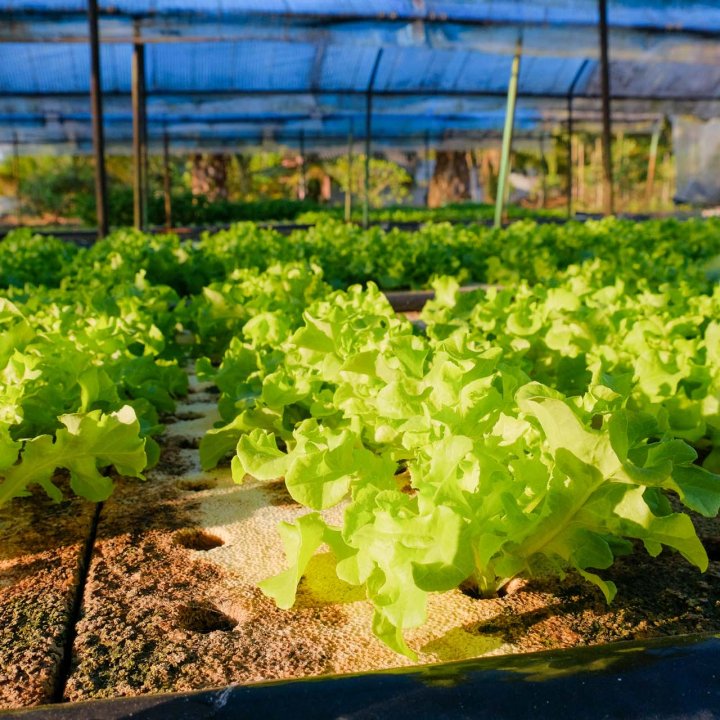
[328,154,411,207]
[190,153,230,201]
[428,151,471,208]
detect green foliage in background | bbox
[327,154,412,207]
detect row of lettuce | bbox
[2,218,720,658]
[4,216,720,294]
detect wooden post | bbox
[132,29,147,230]
[163,130,172,231]
[494,38,522,229]
[88,0,108,238]
[345,128,353,223]
[598,0,614,215]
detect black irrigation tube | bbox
[0,223,314,244]
[7,632,720,720]
[385,283,494,313]
[0,211,702,244]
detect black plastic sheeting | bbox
[6,633,720,720]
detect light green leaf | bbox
[235,429,290,481]
[670,465,720,517]
[0,406,146,506]
[258,513,327,609]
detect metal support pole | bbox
[566,97,573,218]
[566,59,589,219]
[538,135,547,208]
[364,49,383,229]
[424,130,431,206]
[494,38,522,229]
[345,127,353,223]
[163,130,172,231]
[141,88,148,228]
[131,32,147,230]
[363,100,371,227]
[598,0,614,215]
[645,121,662,206]
[298,130,306,200]
[88,0,108,238]
[12,133,20,213]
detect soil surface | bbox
[64,378,720,702]
[4,371,720,709]
[0,480,96,708]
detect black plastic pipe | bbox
[0,212,703,246]
[385,284,493,312]
[6,633,720,720]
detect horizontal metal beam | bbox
[1,17,720,69]
[3,8,720,36]
[0,119,664,149]
[0,89,717,103]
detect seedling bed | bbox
[3,369,720,714]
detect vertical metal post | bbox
[163,130,172,231]
[364,49,383,229]
[298,130,306,200]
[141,87,148,228]
[424,130,431,205]
[88,0,108,238]
[578,137,586,206]
[598,0,614,215]
[538,135,547,208]
[12,133,20,212]
[363,100,371,228]
[566,97,573,217]
[566,59,588,218]
[645,121,662,206]
[345,127,353,223]
[132,28,147,230]
[494,38,522,229]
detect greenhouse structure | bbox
[2,2,720,719]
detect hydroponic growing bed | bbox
[2,219,720,712]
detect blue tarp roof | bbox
[3,1,720,32]
[1,1,719,153]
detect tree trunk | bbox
[478,149,500,204]
[191,153,229,201]
[427,151,471,208]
